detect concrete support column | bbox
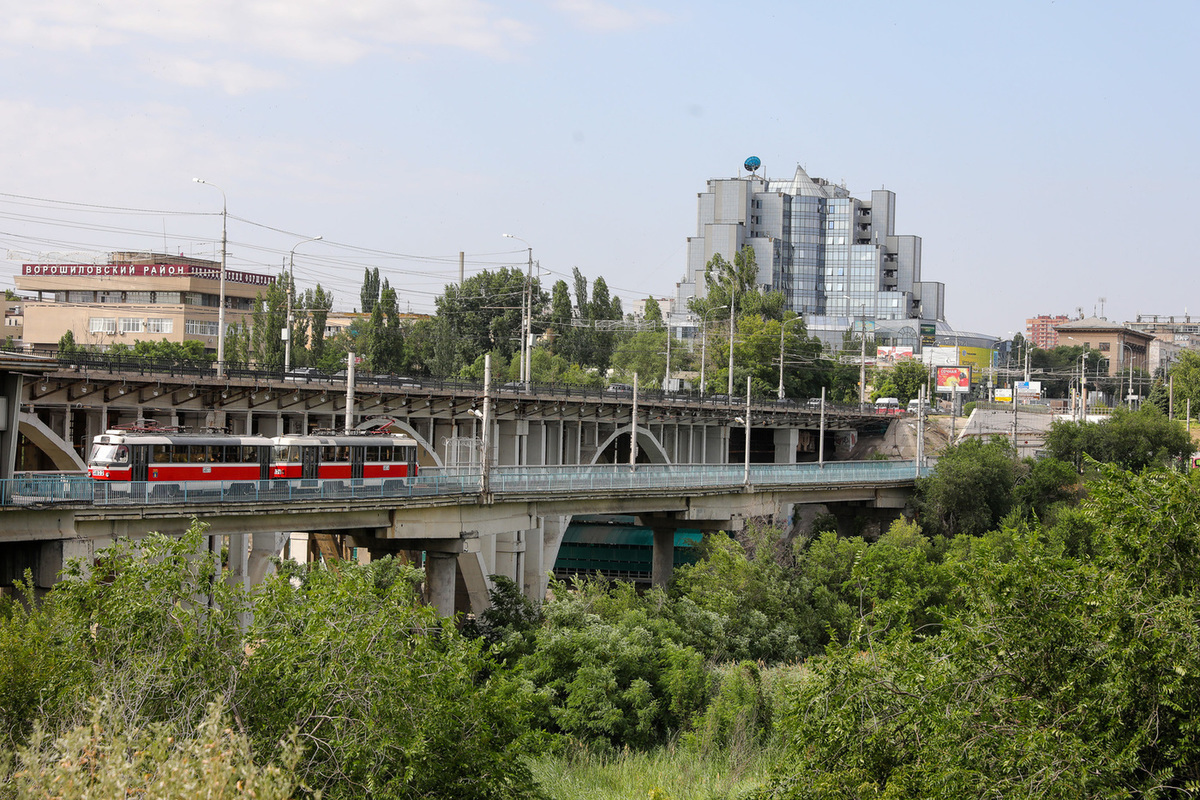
[651,527,674,588]
[426,552,458,617]
[523,517,547,602]
[774,428,799,464]
[247,532,287,585]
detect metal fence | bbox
[1,460,928,509]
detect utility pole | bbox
[285,235,322,375]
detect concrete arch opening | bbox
[18,412,87,471]
[591,424,671,466]
[356,416,444,468]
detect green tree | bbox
[302,283,334,365]
[760,465,1200,798]
[433,268,545,376]
[1168,349,1200,419]
[914,437,1019,537]
[57,329,78,356]
[871,358,929,404]
[688,247,784,322]
[1042,404,1193,472]
[642,296,662,324]
[359,267,380,314]
[243,559,542,798]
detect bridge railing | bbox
[28,347,871,415]
[0,461,929,508]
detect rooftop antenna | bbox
[1098,296,1106,318]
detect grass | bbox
[528,741,773,800]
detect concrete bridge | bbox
[1,460,922,616]
[1,353,923,616]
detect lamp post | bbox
[193,178,227,377]
[284,235,322,375]
[502,234,533,389]
[777,316,805,400]
[1121,342,1135,409]
[699,305,727,397]
[727,299,736,397]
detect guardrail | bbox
[0,461,928,509]
[23,347,871,415]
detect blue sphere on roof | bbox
[744,156,761,172]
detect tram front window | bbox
[90,444,129,465]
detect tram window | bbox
[189,446,207,463]
[379,445,392,462]
[289,446,301,463]
[337,446,350,461]
[153,445,170,463]
[241,446,259,463]
[365,446,379,461]
[172,446,188,464]
[322,445,337,461]
[114,446,129,464]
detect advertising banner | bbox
[935,366,971,393]
[876,346,914,364]
[920,323,937,346]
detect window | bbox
[185,319,219,336]
[146,318,173,334]
[119,318,144,333]
[89,317,116,334]
[1098,342,1110,352]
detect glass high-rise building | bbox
[673,163,946,348]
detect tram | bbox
[88,429,273,483]
[268,431,418,482]
[87,423,419,487]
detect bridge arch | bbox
[591,424,671,466]
[18,412,86,470]
[356,416,444,468]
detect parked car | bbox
[284,367,326,382]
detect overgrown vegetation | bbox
[5,430,1200,797]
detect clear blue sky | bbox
[1,0,1195,338]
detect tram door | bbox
[130,446,149,482]
[258,446,271,481]
[301,446,319,480]
[350,446,365,482]
[405,447,417,479]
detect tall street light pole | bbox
[193,178,227,377]
[727,299,736,397]
[502,234,533,389]
[699,305,727,397]
[777,316,804,400]
[284,235,322,375]
[1121,342,1135,409]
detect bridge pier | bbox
[425,551,458,617]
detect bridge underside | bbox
[1,475,913,616]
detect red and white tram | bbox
[87,424,419,487]
[268,432,418,482]
[88,429,273,483]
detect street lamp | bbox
[727,299,736,397]
[502,234,533,389]
[284,235,322,375]
[777,316,805,400]
[699,305,727,397]
[193,178,228,377]
[1121,342,1136,409]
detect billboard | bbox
[920,323,937,346]
[876,346,914,364]
[935,366,971,393]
